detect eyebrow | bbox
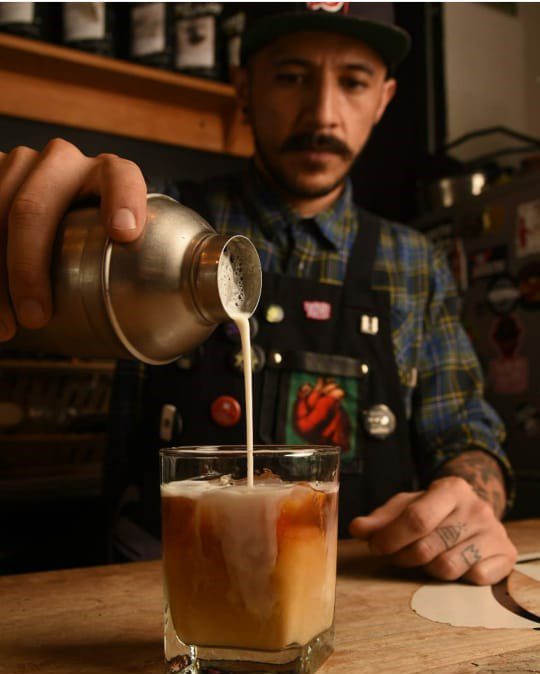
[273,58,375,77]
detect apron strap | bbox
[343,208,382,307]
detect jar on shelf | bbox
[222,8,245,81]
[0,2,43,39]
[174,3,224,81]
[129,2,174,69]
[62,2,114,56]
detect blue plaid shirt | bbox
[161,166,511,492]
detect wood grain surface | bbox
[508,568,540,617]
[1,519,539,674]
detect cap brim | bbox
[241,12,411,71]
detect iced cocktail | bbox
[160,445,339,674]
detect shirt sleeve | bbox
[411,241,515,505]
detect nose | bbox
[304,70,339,130]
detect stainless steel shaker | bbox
[7,194,262,364]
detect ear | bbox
[231,66,250,122]
[374,78,397,124]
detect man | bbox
[0,4,516,583]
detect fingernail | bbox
[18,299,45,327]
[111,208,136,231]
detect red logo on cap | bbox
[306,2,349,14]
[303,301,332,320]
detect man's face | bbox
[237,31,396,199]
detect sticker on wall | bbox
[516,199,540,258]
[469,245,508,281]
[518,262,540,310]
[486,276,520,314]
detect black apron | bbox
[138,210,416,538]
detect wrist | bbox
[434,450,507,519]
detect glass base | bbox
[165,627,334,674]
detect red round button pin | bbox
[210,395,242,427]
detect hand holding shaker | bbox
[6,195,262,363]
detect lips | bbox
[291,149,340,162]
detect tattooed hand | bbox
[435,450,506,519]
[349,452,517,585]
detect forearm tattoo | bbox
[436,450,506,519]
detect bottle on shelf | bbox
[0,2,43,39]
[174,3,224,81]
[128,2,174,69]
[62,2,114,56]
[221,7,245,82]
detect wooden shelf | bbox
[0,32,254,156]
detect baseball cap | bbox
[240,2,411,72]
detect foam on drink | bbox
[218,246,254,487]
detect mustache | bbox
[281,132,353,160]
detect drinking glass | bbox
[160,445,340,674]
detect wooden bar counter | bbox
[1,520,539,674]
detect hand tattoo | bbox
[436,450,506,519]
[436,522,466,550]
[461,544,482,567]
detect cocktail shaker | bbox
[6,194,262,364]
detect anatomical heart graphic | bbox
[285,375,358,459]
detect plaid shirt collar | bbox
[241,163,357,253]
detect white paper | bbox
[411,552,540,629]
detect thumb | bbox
[348,492,420,539]
[82,154,147,244]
